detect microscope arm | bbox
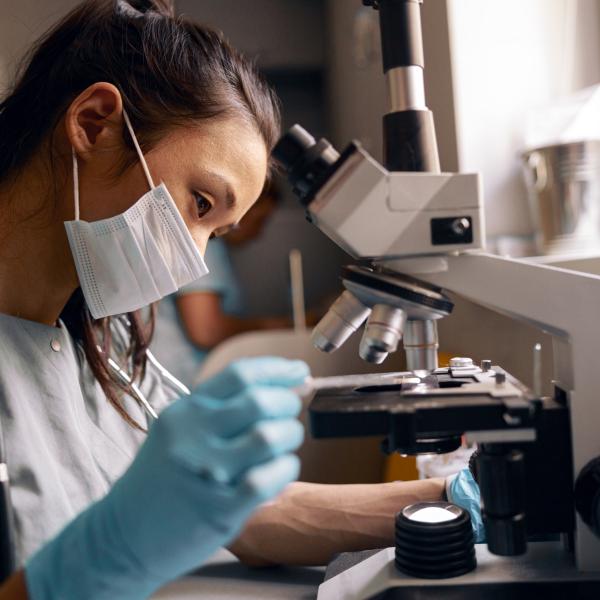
[413,251,598,383]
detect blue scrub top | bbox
[0,314,176,565]
[151,238,243,388]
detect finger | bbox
[200,455,301,520]
[189,386,302,438]
[239,454,301,503]
[167,417,304,482]
[193,357,310,399]
[209,419,304,483]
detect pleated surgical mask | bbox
[65,110,209,319]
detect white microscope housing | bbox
[308,142,485,260]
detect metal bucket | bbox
[522,141,600,254]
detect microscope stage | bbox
[308,367,537,445]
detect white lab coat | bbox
[0,313,176,565]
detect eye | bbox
[193,192,212,219]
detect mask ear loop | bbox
[72,148,80,221]
[122,109,155,190]
[70,109,154,221]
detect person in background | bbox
[152,179,291,387]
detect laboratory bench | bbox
[153,548,325,599]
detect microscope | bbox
[273,1,600,598]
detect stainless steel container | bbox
[522,141,600,254]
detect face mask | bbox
[65,110,209,320]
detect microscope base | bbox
[317,543,600,600]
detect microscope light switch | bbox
[431,216,474,246]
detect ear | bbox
[65,82,124,160]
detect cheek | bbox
[154,177,208,255]
[183,215,211,255]
[146,154,193,219]
[80,171,148,222]
[144,150,212,258]
[180,220,210,258]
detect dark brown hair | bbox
[0,0,281,428]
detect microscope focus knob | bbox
[575,457,600,538]
[477,447,527,556]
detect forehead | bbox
[161,117,268,206]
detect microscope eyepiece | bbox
[272,124,316,166]
[272,124,341,205]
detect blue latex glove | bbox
[26,357,309,600]
[446,468,486,543]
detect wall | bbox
[177,0,324,69]
[325,0,459,170]
[325,0,386,160]
[0,0,80,92]
[438,0,600,387]
[176,0,328,138]
[448,0,600,242]
[176,0,349,317]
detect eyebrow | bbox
[202,170,237,209]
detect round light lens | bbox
[409,506,458,524]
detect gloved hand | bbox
[446,468,486,543]
[26,356,309,600]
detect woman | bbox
[0,1,474,598]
